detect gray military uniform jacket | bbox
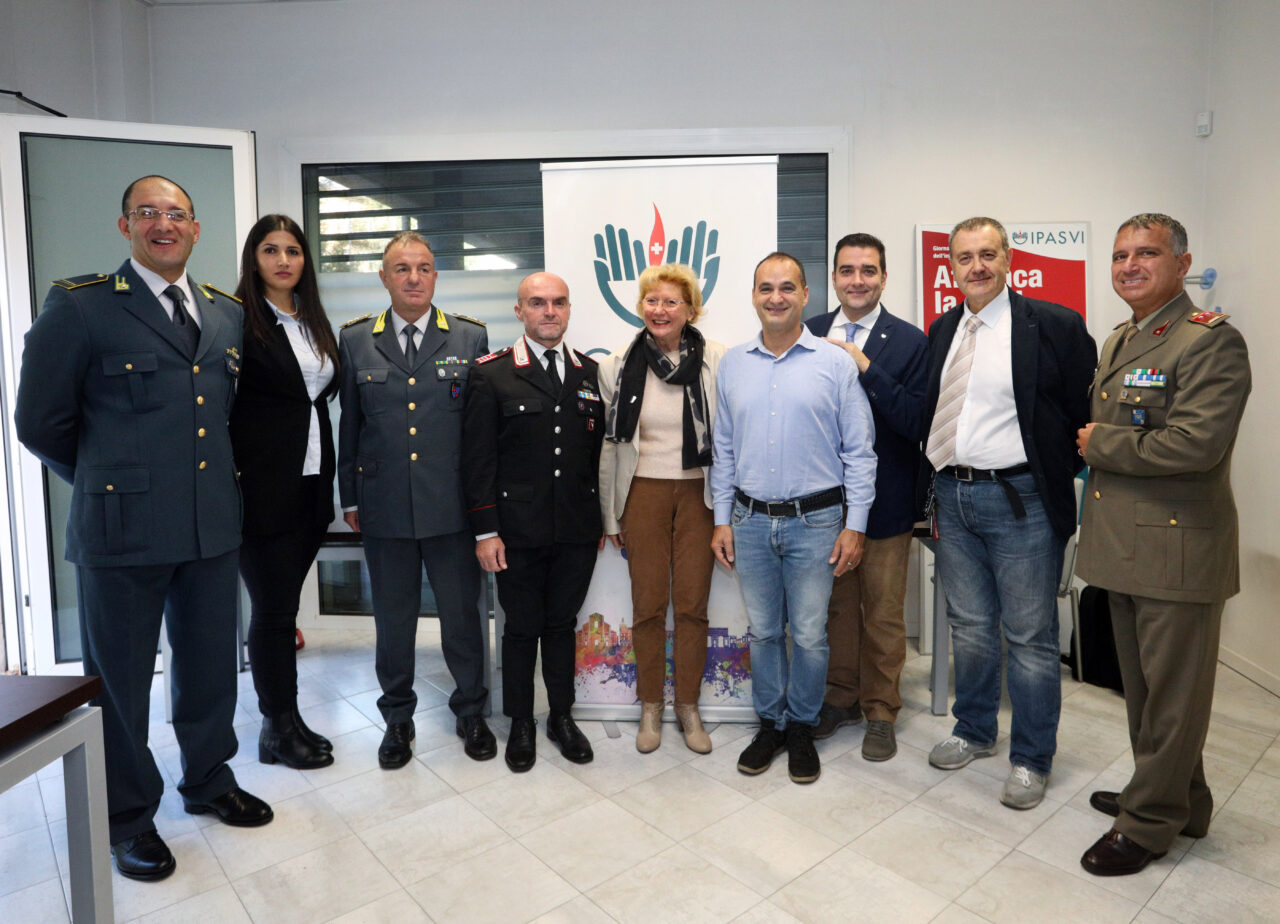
[1077,291,1251,603]
[15,260,244,567]
[337,305,488,539]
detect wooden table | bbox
[0,675,112,922]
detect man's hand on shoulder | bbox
[824,337,871,373]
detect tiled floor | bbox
[4,623,1280,923]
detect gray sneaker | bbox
[1000,764,1048,809]
[928,735,997,770]
[861,720,897,761]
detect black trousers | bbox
[497,542,597,719]
[239,514,328,717]
[364,531,487,723]
[77,549,240,843]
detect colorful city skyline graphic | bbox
[574,610,752,704]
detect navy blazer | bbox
[229,301,338,536]
[920,289,1097,540]
[16,260,244,566]
[806,306,929,538]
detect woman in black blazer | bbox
[230,215,340,769]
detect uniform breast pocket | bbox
[102,351,162,412]
[502,397,543,418]
[1118,387,1167,428]
[437,363,471,410]
[576,394,603,432]
[81,466,150,555]
[357,367,391,416]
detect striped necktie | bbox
[925,314,982,469]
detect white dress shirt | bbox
[268,299,334,476]
[936,287,1026,469]
[839,304,880,352]
[130,259,201,328]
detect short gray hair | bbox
[1117,213,1188,257]
[948,217,1008,257]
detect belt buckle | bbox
[953,465,975,482]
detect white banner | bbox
[541,156,777,719]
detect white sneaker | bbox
[928,735,997,770]
[1000,764,1048,810]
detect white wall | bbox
[1204,0,1279,693]
[0,0,97,117]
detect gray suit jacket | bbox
[1077,291,1251,602]
[16,260,244,566]
[337,305,488,539]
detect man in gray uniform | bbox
[338,231,495,769]
[16,175,273,883]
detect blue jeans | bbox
[934,470,1065,774]
[731,498,843,729]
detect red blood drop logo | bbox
[648,205,665,265]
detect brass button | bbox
[408,402,416,410]
[1170,518,1178,525]
[197,428,206,437]
[199,461,207,470]
[1100,391,1108,400]
[1134,395,1142,403]
[192,364,200,374]
[366,374,372,381]
[410,452,418,461]
[196,395,205,405]
[106,484,114,492]
[1094,490,1101,499]
[409,427,417,435]
[125,363,133,371]
[408,377,416,385]
[357,465,363,473]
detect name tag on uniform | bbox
[1124,368,1166,388]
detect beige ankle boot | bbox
[674,703,712,754]
[636,702,663,753]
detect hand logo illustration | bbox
[594,205,720,327]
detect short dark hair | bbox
[832,233,886,274]
[1117,213,1189,257]
[753,251,807,287]
[121,175,194,217]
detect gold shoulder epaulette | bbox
[1188,310,1229,327]
[199,283,242,304]
[51,273,109,290]
[453,313,487,327]
[341,313,373,329]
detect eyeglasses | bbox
[125,207,194,224]
[642,297,687,310]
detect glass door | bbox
[0,115,256,674]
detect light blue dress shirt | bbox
[711,326,877,531]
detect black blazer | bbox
[920,289,1096,540]
[805,305,929,538]
[229,302,338,536]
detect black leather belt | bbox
[938,464,1032,519]
[940,463,1030,482]
[735,487,844,517]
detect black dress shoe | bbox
[1081,829,1166,876]
[184,787,274,827]
[259,712,334,770]
[379,720,415,770]
[293,704,333,752]
[546,712,593,764]
[1089,790,1202,837]
[457,714,497,761]
[111,830,176,882]
[506,717,537,772]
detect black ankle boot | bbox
[259,712,334,769]
[292,704,332,752]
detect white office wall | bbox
[0,0,97,117]
[1204,0,1279,693]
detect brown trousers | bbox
[823,531,912,722]
[621,477,714,704]
[1109,592,1221,852]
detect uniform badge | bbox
[588,418,596,431]
[576,388,600,402]
[114,275,130,292]
[1123,368,1166,388]
[451,381,462,399]
[1131,408,1146,426]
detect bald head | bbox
[515,272,571,348]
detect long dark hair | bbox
[235,214,339,370]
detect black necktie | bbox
[164,284,198,358]
[403,327,418,366]
[545,349,561,391]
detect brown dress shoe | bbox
[1081,829,1166,876]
